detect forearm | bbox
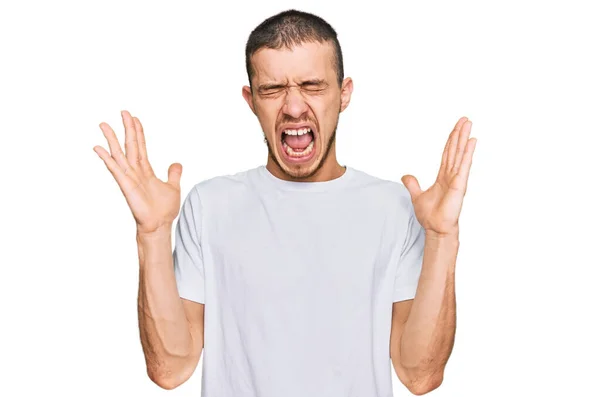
[136,227,195,384]
[399,232,459,380]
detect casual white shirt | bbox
[173,164,425,397]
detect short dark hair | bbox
[245,9,344,89]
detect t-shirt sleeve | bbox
[393,201,425,302]
[173,186,205,304]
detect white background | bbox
[1,0,598,395]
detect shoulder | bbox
[184,166,262,208]
[349,167,413,210]
[191,166,258,191]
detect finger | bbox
[133,116,154,176]
[99,122,130,171]
[167,163,183,189]
[122,110,140,170]
[93,145,137,193]
[401,174,422,202]
[446,117,469,173]
[437,137,451,182]
[458,138,477,190]
[452,120,472,174]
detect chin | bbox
[268,146,321,179]
[280,158,322,179]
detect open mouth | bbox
[280,126,316,162]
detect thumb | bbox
[401,174,422,201]
[167,163,183,188]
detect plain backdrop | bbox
[1,0,598,395]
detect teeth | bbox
[283,128,312,136]
[283,140,314,157]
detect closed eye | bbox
[256,80,328,97]
[260,88,285,96]
[302,85,325,92]
[301,80,327,91]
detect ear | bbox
[339,77,353,113]
[242,85,256,114]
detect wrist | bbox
[136,224,173,269]
[425,228,459,241]
[423,230,459,273]
[136,224,173,242]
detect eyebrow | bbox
[257,79,328,92]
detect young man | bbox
[94,9,476,397]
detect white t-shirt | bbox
[173,164,425,397]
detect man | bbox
[94,9,476,397]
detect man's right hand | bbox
[94,110,183,235]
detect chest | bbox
[204,195,400,307]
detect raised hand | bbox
[94,110,183,235]
[401,117,477,238]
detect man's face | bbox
[242,41,353,180]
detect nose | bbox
[282,87,309,119]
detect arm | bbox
[93,110,205,390]
[390,233,458,395]
[137,228,205,390]
[391,116,476,394]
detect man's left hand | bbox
[401,117,477,238]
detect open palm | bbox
[94,110,183,235]
[401,117,476,237]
